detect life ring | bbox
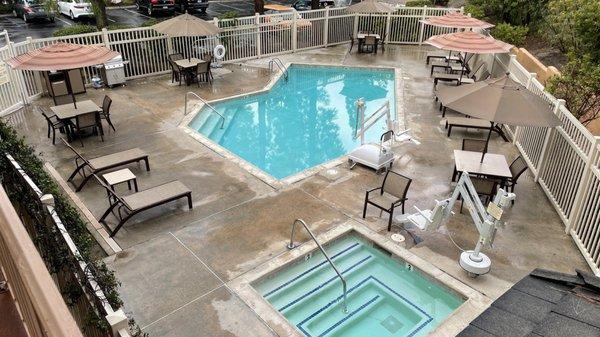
[214,45,226,60]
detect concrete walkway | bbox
[7,44,589,336]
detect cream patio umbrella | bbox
[152,13,220,37]
[437,75,562,161]
[5,42,119,108]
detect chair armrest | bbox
[392,198,408,205]
[365,187,382,196]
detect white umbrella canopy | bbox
[346,0,395,14]
[152,13,220,37]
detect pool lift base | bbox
[396,172,515,277]
[348,99,417,173]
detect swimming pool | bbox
[187,64,396,180]
[253,234,464,337]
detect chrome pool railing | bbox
[184,92,225,129]
[287,219,348,314]
[268,58,288,81]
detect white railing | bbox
[500,55,600,275]
[1,5,599,274]
[0,6,458,116]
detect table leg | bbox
[133,179,138,192]
[127,180,131,190]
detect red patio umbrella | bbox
[6,42,119,108]
[421,12,494,30]
[425,31,513,82]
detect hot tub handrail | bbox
[287,219,348,314]
[184,92,225,129]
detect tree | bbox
[90,0,108,29]
[311,0,319,10]
[547,55,600,126]
[467,0,548,26]
[546,0,600,61]
[254,0,264,14]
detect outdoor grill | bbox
[98,54,128,88]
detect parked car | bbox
[57,0,94,20]
[13,0,55,23]
[292,0,335,11]
[136,0,175,16]
[174,0,208,13]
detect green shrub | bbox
[140,18,159,27]
[491,22,528,46]
[405,0,432,6]
[108,23,134,30]
[0,3,14,14]
[464,4,486,19]
[53,24,98,37]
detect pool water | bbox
[253,235,463,337]
[188,65,395,179]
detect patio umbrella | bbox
[152,13,220,37]
[5,42,119,108]
[420,12,494,30]
[346,0,395,13]
[425,31,513,82]
[437,75,562,161]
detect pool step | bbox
[267,252,376,312]
[296,276,433,337]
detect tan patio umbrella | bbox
[426,31,513,82]
[6,42,119,108]
[420,12,494,29]
[152,13,220,37]
[346,0,395,14]
[437,75,561,161]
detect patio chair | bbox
[502,156,528,203]
[53,94,75,106]
[195,62,211,85]
[61,138,150,191]
[37,106,66,145]
[168,53,184,62]
[452,139,488,181]
[348,33,355,53]
[432,62,485,88]
[99,95,115,132]
[169,59,183,85]
[461,176,498,213]
[378,33,386,52]
[72,111,103,147]
[361,36,377,53]
[95,175,192,237]
[362,170,412,231]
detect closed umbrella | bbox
[437,75,561,161]
[425,31,513,82]
[420,12,494,29]
[152,13,220,37]
[6,42,119,107]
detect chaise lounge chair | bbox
[62,138,150,191]
[95,175,192,237]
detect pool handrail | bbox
[184,92,225,129]
[287,219,348,314]
[268,58,288,81]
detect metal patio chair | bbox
[363,170,412,231]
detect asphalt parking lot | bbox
[0,0,296,42]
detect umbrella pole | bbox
[481,121,494,163]
[459,52,467,84]
[64,69,77,109]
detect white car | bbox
[57,0,94,20]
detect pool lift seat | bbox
[348,99,417,173]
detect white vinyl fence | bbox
[1,6,599,274]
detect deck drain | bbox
[380,315,403,333]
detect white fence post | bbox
[535,99,565,183]
[566,137,600,234]
[292,10,298,52]
[353,13,359,38]
[101,28,110,48]
[12,39,32,104]
[255,13,261,57]
[418,6,427,45]
[384,10,391,44]
[323,7,329,46]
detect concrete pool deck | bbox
[5,44,590,336]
